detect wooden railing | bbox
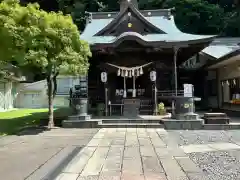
[157,90,184,97]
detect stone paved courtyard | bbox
[2,128,240,180]
[55,128,220,180]
[0,128,99,180]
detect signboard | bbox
[184,84,193,97]
[101,72,107,83]
[150,71,156,82]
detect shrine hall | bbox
[80,0,216,115]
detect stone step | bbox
[98,123,163,128]
[204,113,227,118]
[101,119,161,124]
[204,118,230,124]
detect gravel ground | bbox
[167,130,240,180]
[189,150,240,180]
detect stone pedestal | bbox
[123,98,140,117]
[62,97,93,128]
[173,97,197,120]
[162,97,203,130]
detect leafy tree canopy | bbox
[0,0,91,127]
[50,0,240,36]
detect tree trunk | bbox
[47,76,54,128]
[53,73,58,98]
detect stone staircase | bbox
[203,113,230,124]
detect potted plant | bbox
[158,102,166,115]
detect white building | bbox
[17,76,79,108]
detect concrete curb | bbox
[25,146,82,180]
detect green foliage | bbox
[0,0,91,127]
[0,0,91,76]
[158,102,166,115]
[54,0,240,36]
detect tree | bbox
[0,0,91,128]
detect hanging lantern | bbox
[117,69,121,76]
[233,79,236,85]
[140,66,143,75]
[221,81,224,86]
[125,69,128,77]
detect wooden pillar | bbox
[173,47,179,96]
[172,47,179,117]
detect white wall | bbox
[17,76,77,109]
[0,81,17,112]
[217,60,240,109]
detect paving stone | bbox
[77,175,99,180]
[55,173,79,180]
[80,147,109,176]
[150,138,166,148]
[122,158,143,175]
[102,156,122,172]
[140,146,156,157]
[137,129,148,137]
[138,137,152,146]
[155,147,172,158]
[160,157,188,180]
[126,128,137,132]
[98,139,112,146]
[208,143,240,151]
[111,139,125,146]
[125,137,139,147]
[180,144,215,154]
[99,172,121,180]
[63,147,96,173]
[98,175,120,180]
[142,156,164,174]
[144,173,168,180]
[175,156,202,173]
[121,173,145,180]
[107,146,124,157]
[86,138,101,147]
[147,131,160,139]
[123,147,140,158]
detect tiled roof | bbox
[201,38,240,59]
[80,9,215,45]
[182,38,240,69]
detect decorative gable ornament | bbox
[128,23,132,28]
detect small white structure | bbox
[0,80,19,112]
[18,76,79,108]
